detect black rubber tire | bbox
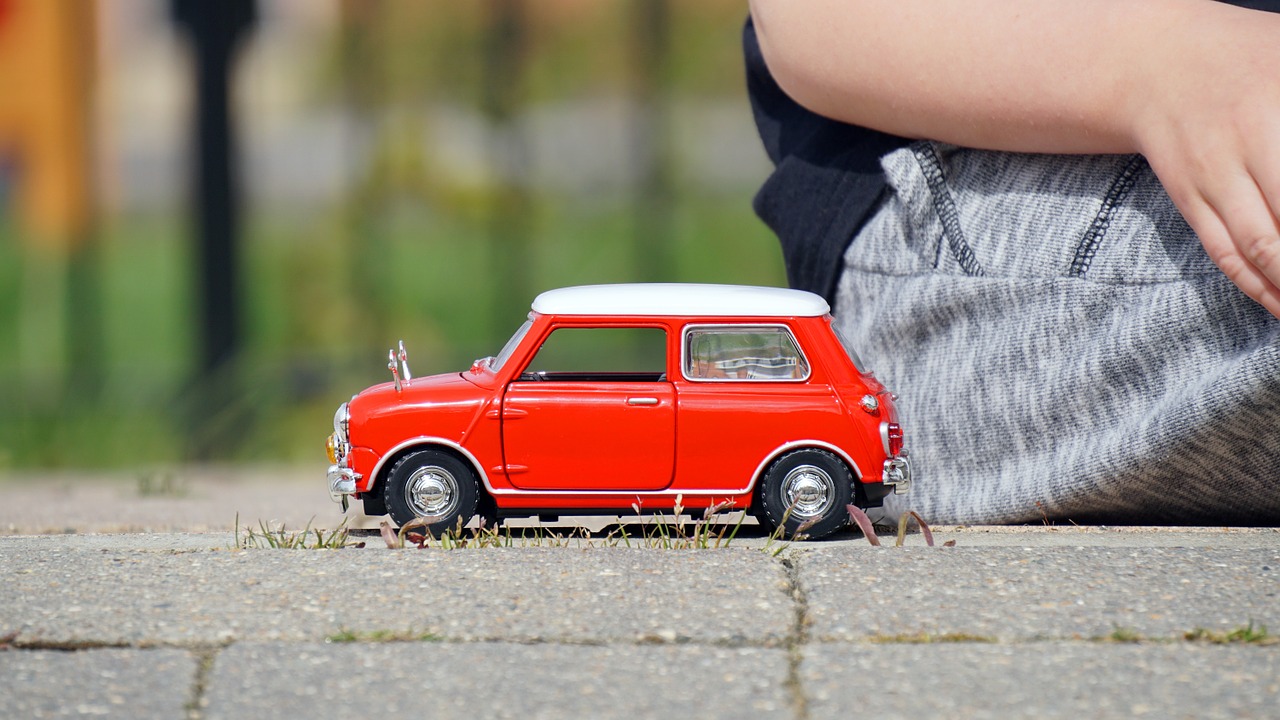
[756,448,853,540]
[384,449,479,537]
[476,493,500,531]
[360,493,387,517]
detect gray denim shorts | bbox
[835,142,1280,524]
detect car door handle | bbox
[626,397,659,406]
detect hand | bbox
[1128,4,1280,317]
[752,0,1280,318]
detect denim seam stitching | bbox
[912,142,985,276]
[1069,155,1146,278]
[842,263,1224,284]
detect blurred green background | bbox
[0,0,782,470]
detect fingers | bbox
[1242,142,1280,298]
[1130,6,1280,321]
[1174,177,1280,319]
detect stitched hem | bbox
[912,142,985,276]
[841,264,1228,285]
[1070,155,1147,277]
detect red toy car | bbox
[326,284,910,539]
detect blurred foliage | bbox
[0,199,781,468]
[0,0,784,470]
[318,0,749,106]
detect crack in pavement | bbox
[779,552,811,720]
[186,648,219,720]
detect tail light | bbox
[882,422,904,457]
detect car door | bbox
[673,323,845,491]
[501,324,675,491]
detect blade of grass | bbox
[846,505,881,546]
[908,511,935,547]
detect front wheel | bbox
[756,449,853,540]
[384,449,479,536]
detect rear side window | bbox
[683,326,809,382]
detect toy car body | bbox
[326,283,910,538]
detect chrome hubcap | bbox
[406,465,459,518]
[782,464,835,520]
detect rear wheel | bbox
[756,449,852,539]
[384,449,479,536]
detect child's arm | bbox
[751,0,1280,318]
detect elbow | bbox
[749,1,863,124]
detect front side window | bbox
[520,326,667,382]
[683,325,809,381]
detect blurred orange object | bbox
[0,0,96,246]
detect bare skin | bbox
[751,0,1280,318]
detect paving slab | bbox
[799,546,1280,641]
[0,467,350,534]
[0,648,196,719]
[916,524,1280,549]
[1,532,238,552]
[204,642,792,719]
[3,510,1279,720]
[0,545,793,646]
[803,642,1280,719]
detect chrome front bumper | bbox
[883,455,911,495]
[328,465,358,503]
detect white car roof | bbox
[530,284,830,317]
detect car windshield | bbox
[490,319,534,372]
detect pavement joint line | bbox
[5,635,797,650]
[779,553,811,720]
[6,637,236,652]
[186,647,219,720]
[809,633,1280,646]
[321,635,793,649]
[4,634,1275,653]
[5,638,135,652]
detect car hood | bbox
[351,372,484,420]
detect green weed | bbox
[325,628,442,644]
[381,497,748,550]
[1107,626,1144,643]
[868,632,996,644]
[634,496,747,550]
[1096,623,1275,645]
[232,513,359,550]
[761,505,817,557]
[1184,622,1274,645]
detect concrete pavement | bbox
[1,470,1278,718]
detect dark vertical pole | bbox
[172,0,255,380]
[630,0,673,283]
[172,0,256,457]
[481,0,530,340]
